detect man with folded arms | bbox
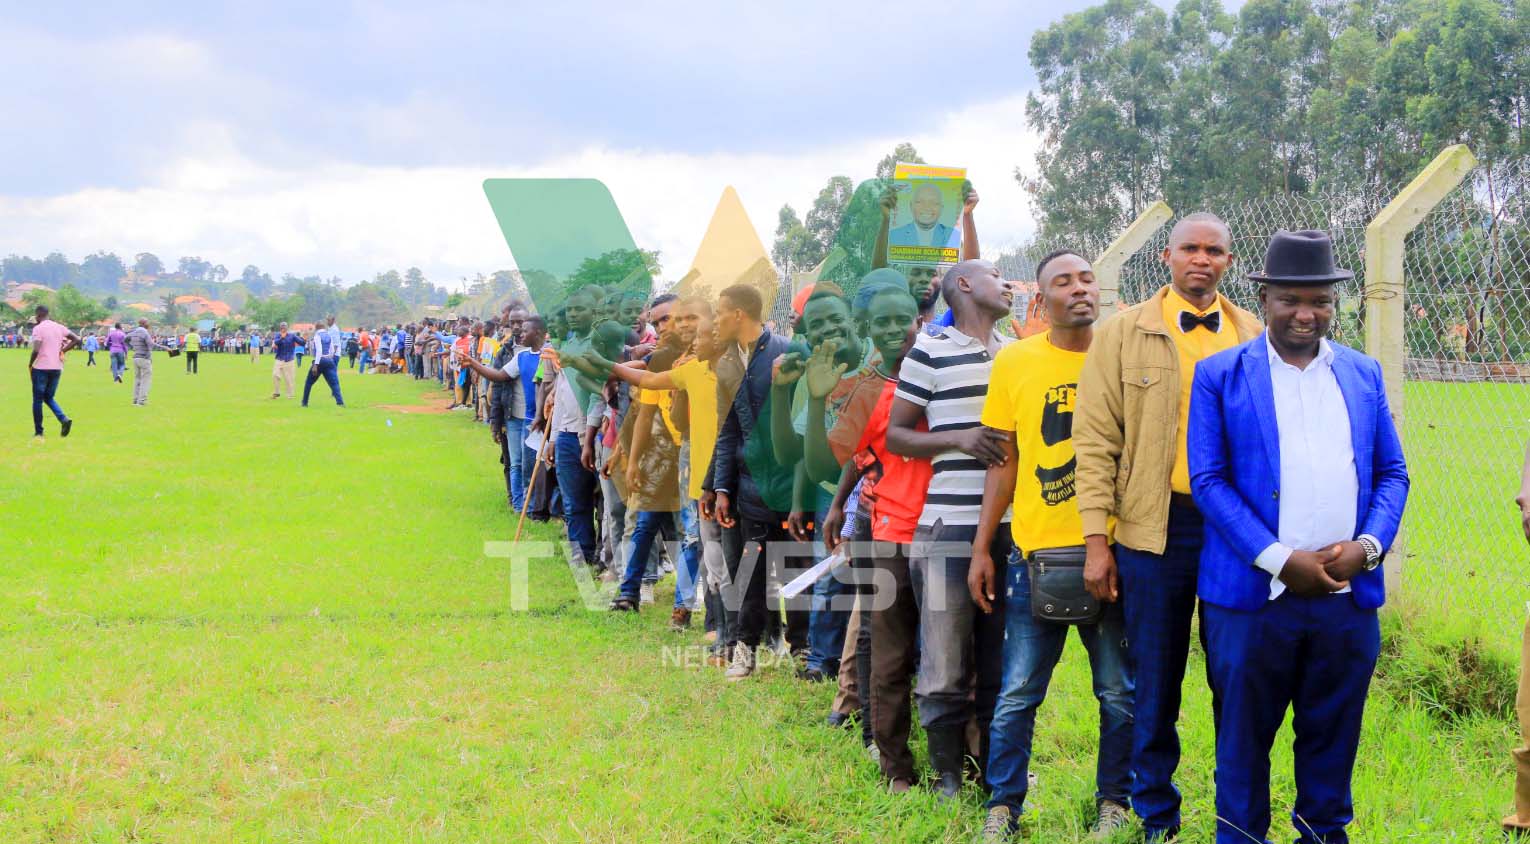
[1189,230,1408,844]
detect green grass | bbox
[0,349,1518,842]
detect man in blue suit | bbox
[889,183,958,252]
[1188,230,1410,844]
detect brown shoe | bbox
[669,607,692,631]
[887,778,914,794]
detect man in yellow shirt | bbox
[183,328,201,375]
[968,251,1130,841]
[1072,213,1262,841]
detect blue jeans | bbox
[674,499,702,610]
[1203,595,1379,844]
[987,555,1134,813]
[1114,502,1209,837]
[554,432,597,565]
[805,503,849,674]
[30,368,66,435]
[301,357,344,406]
[619,511,678,602]
[110,352,125,380]
[504,418,526,511]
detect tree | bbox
[292,280,343,322]
[243,295,305,330]
[344,282,406,327]
[79,252,127,294]
[209,264,229,284]
[240,265,274,296]
[1024,0,1173,250]
[161,294,182,326]
[52,285,108,327]
[563,248,662,297]
[21,287,53,312]
[177,256,212,282]
[135,253,164,277]
[445,292,467,309]
[875,142,926,180]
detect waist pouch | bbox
[1028,545,1101,625]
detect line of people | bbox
[490,214,1409,844]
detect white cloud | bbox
[0,93,1042,290]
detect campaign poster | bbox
[886,162,966,266]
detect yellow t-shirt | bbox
[183,333,200,351]
[667,359,718,501]
[1160,286,1238,494]
[637,387,682,446]
[981,332,1108,555]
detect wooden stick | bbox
[513,432,554,543]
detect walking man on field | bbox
[301,318,345,407]
[125,319,168,406]
[28,305,79,440]
[270,323,302,398]
[1073,212,1261,842]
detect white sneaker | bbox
[640,583,655,606]
[725,644,756,681]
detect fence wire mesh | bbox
[1395,160,1530,650]
[1104,164,1530,654]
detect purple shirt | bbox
[106,329,127,354]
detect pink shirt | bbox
[30,320,70,370]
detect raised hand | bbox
[804,339,847,400]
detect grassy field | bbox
[0,348,1518,842]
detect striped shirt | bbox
[894,325,1011,527]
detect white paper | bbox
[780,547,850,600]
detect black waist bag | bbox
[1028,545,1101,625]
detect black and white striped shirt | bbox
[894,326,1011,528]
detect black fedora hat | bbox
[1246,229,1354,284]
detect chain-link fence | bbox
[1102,159,1530,656]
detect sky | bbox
[0,1,1133,290]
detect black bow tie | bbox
[1179,310,1221,334]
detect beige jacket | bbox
[1074,285,1262,554]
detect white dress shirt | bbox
[1253,336,1377,600]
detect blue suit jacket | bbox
[1188,335,1410,611]
[889,222,957,250]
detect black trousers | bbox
[730,510,808,651]
[185,351,198,373]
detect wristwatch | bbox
[1357,536,1383,571]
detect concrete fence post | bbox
[1363,143,1477,579]
[1093,201,1174,309]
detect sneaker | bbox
[796,667,829,683]
[865,742,880,765]
[669,608,692,631]
[725,644,755,681]
[60,419,71,438]
[32,434,44,443]
[639,583,655,606]
[272,393,280,399]
[1092,799,1130,839]
[982,806,1020,843]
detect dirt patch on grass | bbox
[376,389,456,415]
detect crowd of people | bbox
[418,198,1423,843]
[24,204,1530,842]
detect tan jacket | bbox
[1074,285,1262,554]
